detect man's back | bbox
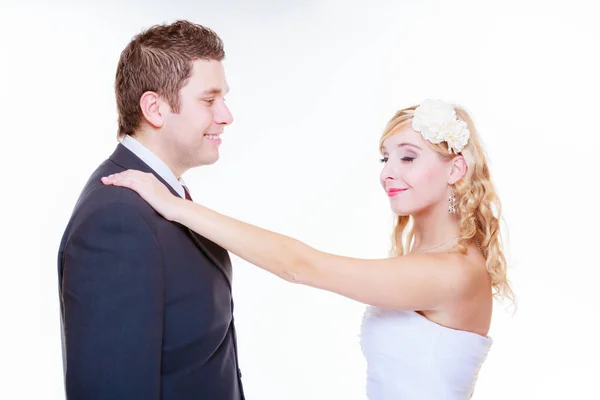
[57,145,244,399]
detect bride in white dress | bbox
[102,99,514,399]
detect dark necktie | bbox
[183,185,193,201]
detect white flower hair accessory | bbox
[411,99,470,154]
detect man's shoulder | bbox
[59,188,164,259]
[65,160,159,229]
[74,188,156,226]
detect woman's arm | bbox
[102,170,475,311]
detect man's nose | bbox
[215,102,233,125]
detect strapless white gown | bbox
[360,306,492,400]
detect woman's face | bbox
[380,124,460,216]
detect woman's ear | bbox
[448,155,468,185]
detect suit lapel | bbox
[109,144,233,288]
[186,230,232,286]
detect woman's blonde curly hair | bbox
[380,104,515,305]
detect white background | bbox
[2,0,599,398]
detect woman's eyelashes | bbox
[379,155,416,163]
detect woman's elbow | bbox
[280,241,318,285]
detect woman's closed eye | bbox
[379,156,415,163]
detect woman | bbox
[102,99,514,399]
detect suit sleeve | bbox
[61,203,164,399]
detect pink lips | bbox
[205,133,222,145]
[387,188,407,197]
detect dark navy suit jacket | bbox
[57,144,245,399]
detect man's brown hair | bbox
[115,20,225,139]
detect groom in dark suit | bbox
[57,20,244,399]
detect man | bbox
[57,20,244,399]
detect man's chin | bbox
[196,154,220,167]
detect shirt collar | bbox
[120,135,186,198]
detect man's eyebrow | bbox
[200,88,222,95]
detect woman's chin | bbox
[390,206,412,217]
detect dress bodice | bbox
[360,306,492,400]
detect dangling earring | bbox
[448,190,457,214]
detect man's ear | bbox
[448,155,468,185]
[139,91,165,129]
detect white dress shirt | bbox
[121,135,186,199]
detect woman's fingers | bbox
[101,170,148,189]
